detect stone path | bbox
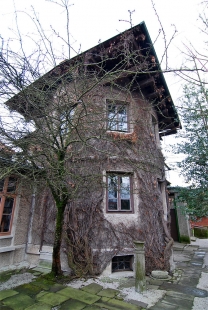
[0,242,208,309]
[0,277,143,310]
[148,242,208,309]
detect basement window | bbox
[112,255,133,272]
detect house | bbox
[0,22,181,275]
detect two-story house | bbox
[0,22,180,275]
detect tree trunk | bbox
[51,203,66,276]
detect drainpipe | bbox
[25,187,36,254]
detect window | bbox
[107,100,129,132]
[112,255,133,272]
[59,108,75,134]
[107,173,133,212]
[151,114,160,145]
[0,177,17,235]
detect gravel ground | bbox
[0,273,35,291]
[67,276,166,308]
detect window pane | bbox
[120,176,130,210]
[108,105,117,130]
[108,176,118,210]
[120,176,130,199]
[7,178,17,193]
[108,199,118,210]
[108,176,118,198]
[3,197,14,214]
[121,199,130,210]
[0,179,4,192]
[0,197,14,232]
[0,215,12,232]
[118,106,128,131]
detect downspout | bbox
[25,187,36,254]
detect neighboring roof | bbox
[6,22,181,136]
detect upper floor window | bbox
[0,177,17,235]
[107,100,129,132]
[60,108,75,135]
[107,173,133,212]
[151,114,160,145]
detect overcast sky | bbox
[0,0,206,186]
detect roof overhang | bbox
[5,22,181,136]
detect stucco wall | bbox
[0,182,40,269]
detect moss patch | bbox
[0,290,19,301]
[97,288,119,298]
[179,235,191,244]
[25,302,51,310]
[37,292,69,306]
[81,283,103,295]
[3,293,35,310]
[59,298,87,310]
[15,283,42,296]
[0,269,27,283]
[58,287,101,305]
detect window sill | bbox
[106,211,134,214]
[0,246,15,253]
[0,235,13,240]
[107,131,137,143]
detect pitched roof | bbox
[6,22,181,136]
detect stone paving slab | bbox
[179,277,200,286]
[162,295,193,308]
[0,305,13,310]
[128,298,148,308]
[165,290,194,301]
[84,305,103,310]
[0,289,18,301]
[118,278,135,289]
[59,298,87,310]
[95,298,142,310]
[15,283,42,296]
[160,282,208,297]
[81,283,103,294]
[150,302,179,309]
[58,286,101,304]
[36,291,48,299]
[25,302,51,310]
[185,245,199,251]
[97,288,119,298]
[37,291,69,306]
[49,283,66,292]
[31,279,55,291]
[3,293,35,310]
